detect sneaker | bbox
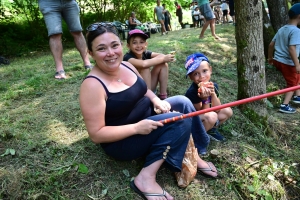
[207,128,226,142]
[292,96,300,104]
[279,104,296,113]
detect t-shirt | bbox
[190,5,197,15]
[272,24,300,66]
[185,82,219,105]
[123,50,152,61]
[193,10,200,20]
[176,5,183,16]
[221,3,229,10]
[197,0,209,7]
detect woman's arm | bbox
[80,78,144,144]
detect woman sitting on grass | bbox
[123,29,174,100]
[80,23,219,200]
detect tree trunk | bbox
[235,0,267,122]
[262,3,275,59]
[266,0,289,32]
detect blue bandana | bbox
[184,53,209,78]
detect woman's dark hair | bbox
[86,23,120,51]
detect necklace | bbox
[117,79,122,82]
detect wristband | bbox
[202,99,211,104]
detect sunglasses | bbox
[86,22,115,32]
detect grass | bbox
[1,24,300,200]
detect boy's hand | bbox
[268,58,273,65]
[296,64,300,74]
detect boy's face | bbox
[127,36,148,56]
[188,61,212,84]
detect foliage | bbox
[1,25,299,199]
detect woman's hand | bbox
[154,99,171,113]
[135,119,164,135]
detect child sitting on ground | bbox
[184,53,233,142]
[123,29,175,100]
[268,3,300,114]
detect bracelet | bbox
[202,99,211,104]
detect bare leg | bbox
[139,68,152,90]
[151,63,168,96]
[134,160,174,200]
[209,19,219,39]
[217,107,233,125]
[49,34,64,73]
[70,31,91,67]
[159,19,167,34]
[199,112,218,131]
[199,19,211,38]
[283,91,294,104]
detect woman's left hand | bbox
[154,100,171,113]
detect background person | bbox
[154,0,168,35]
[175,1,184,29]
[128,12,141,30]
[268,3,300,114]
[197,0,220,39]
[162,3,172,31]
[38,0,92,80]
[80,23,219,199]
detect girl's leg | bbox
[151,63,169,97]
[139,68,152,89]
[159,19,167,33]
[199,19,210,38]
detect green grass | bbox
[1,25,300,200]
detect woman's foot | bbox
[133,176,173,200]
[213,35,220,40]
[197,161,218,178]
[54,70,66,79]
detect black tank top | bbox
[84,63,153,126]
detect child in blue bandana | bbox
[184,53,233,142]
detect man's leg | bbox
[70,31,91,67]
[49,34,65,78]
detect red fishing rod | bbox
[159,85,300,124]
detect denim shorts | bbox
[200,3,215,21]
[38,0,82,36]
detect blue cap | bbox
[289,3,300,17]
[184,53,209,77]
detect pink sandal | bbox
[158,94,168,100]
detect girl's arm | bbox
[127,52,174,69]
[123,61,171,113]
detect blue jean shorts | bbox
[200,3,215,21]
[38,0,82,36]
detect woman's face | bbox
[89,32,123,71]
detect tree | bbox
[266,0,289,32]
[262,2,275,59]
[235,0,268,127]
